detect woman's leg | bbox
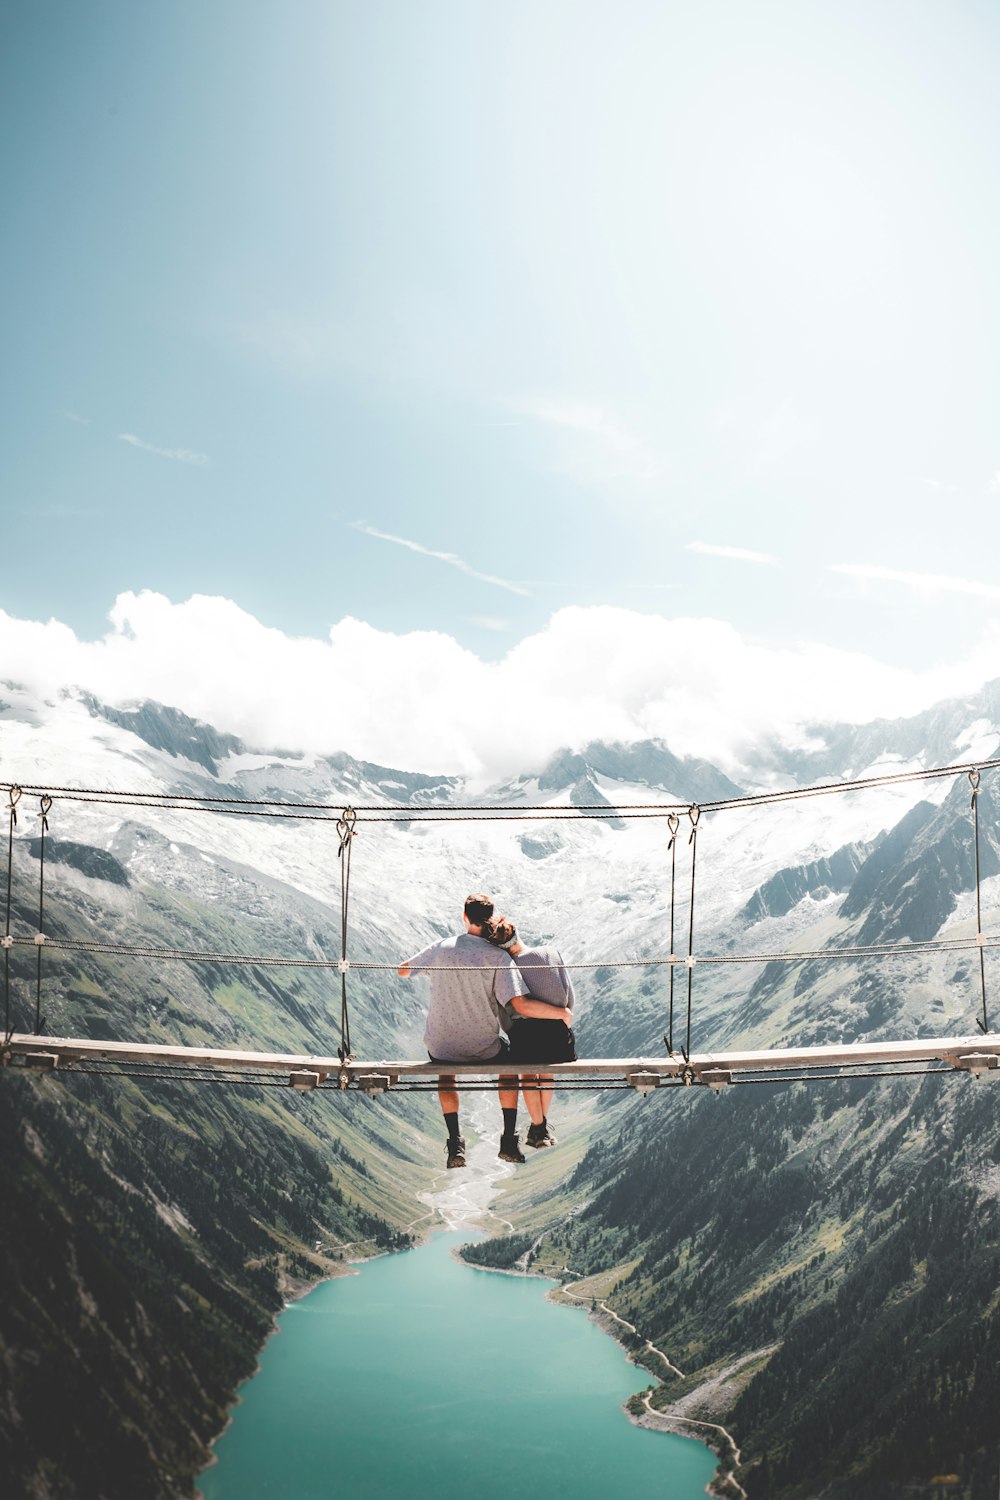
[520,1073,546,1126]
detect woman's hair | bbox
[484,915,517,949]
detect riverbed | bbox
[198,1099,717,1499]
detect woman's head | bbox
[485,915,519,952]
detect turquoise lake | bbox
[198,1232,717,1499]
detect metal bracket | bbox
[290,1069,322,1091]
[626,1070,661,1095]
[698,1067,732,1089]
[23,1051,59,1073]
[356,1072,396,1095]
[951,1052,1000,1075]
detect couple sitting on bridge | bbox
[398,893,576,1168]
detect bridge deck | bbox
[3,1032,999,1091]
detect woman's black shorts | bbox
[508,1018,576,1065]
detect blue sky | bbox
[2,0,1000,769]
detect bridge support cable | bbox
[336,807,357,1064]
[664,813,680,1054]
[2,786,21,1050]
[33,795,52,1036]
[969,770,991,1035]
[682,804,700,1062]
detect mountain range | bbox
[3,678,1000,1498]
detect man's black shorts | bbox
[508,1019,576,1065]
[429,1037,511,1066]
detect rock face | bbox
[83,696,244,776]
[742,839,873,923]
[537,738,746,803]
[27,837,130,886]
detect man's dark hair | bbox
[464,893,494,927]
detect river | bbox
[198,1098,718,1499]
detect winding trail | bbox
[640,1392,747,1500]
[560,1283,686,1378]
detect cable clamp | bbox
[977,932,989,946]
[337,807,357,854]
[970,768,981,806]
[667,813,680,848]
[685,956,697,968]
[337,958,350,973]
[1,935,12,949]
[7,785,22,823]
[667,954,680,965]
[34,933,45,946]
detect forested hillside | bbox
[0,826,432,1499]
[510,756,1000,1499]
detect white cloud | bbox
[831,562,1000,601]
[3,592,1000,783]
[687,541,777,566]
[119,433,211,466]
[352,523,531,597]
[513,397,665,488]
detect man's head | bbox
[463,893,494,932]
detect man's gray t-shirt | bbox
[404,934,528,1062]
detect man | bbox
[398,894,568,1169]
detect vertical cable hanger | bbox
[336,807,357,1066]
[664,813,680,1055]
[34,795,52,1035]
[969,770,991,1035]
[682,804,701,1063]
[2,786,22,1051]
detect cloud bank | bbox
[2,592,999,781]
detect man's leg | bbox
[497,1075,525,1163]
[438,1076,465,1168]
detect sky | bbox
[2,0,1000,776]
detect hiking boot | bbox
[498,1132,526,1164]
[526,1122,556,1149]
[446,1136,466,1169]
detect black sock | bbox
[444,1111,461,1142]
[502,1107,518,1136]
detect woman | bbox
[486,916,575,1149]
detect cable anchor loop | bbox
[687,803,700,843]
[666,812,680,849]
[337,807,357,856]
[38,794,52,831]
[7,786,22,824]
[969,769,981,807]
